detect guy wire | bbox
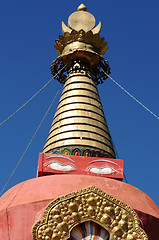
[0,65,66,126]
[102,70,159,120]
[0,80,64,197]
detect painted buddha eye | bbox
[87,166,118,175]
[45,161,75,171]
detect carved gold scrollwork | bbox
[32,186,148,240]
[50,55,111,85]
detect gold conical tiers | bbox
[43,60,116,158]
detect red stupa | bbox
[0,4,158,240]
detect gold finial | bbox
[55,5,108,57]
[77,3,87,11]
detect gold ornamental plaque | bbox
[32,186,148,240]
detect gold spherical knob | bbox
[77,4,87,11]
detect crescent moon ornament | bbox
[91,21,101,34]
[62,21,72,34]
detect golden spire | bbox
[43,5,116,158]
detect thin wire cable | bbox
[0,85,62,197]
[114,144,128,183]
[0,65,66,127]
[123,172,128,183]
[111,137,128,183]
[102,70,159,120]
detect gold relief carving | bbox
[32,186,148,240]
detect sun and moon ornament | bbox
[50,4,111,85]
[32,186,148,240]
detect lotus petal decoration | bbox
[69,221,109,240]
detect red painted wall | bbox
[0,175,159,240]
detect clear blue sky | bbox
[0,0,159,207]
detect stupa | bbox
[0,4,159,240]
